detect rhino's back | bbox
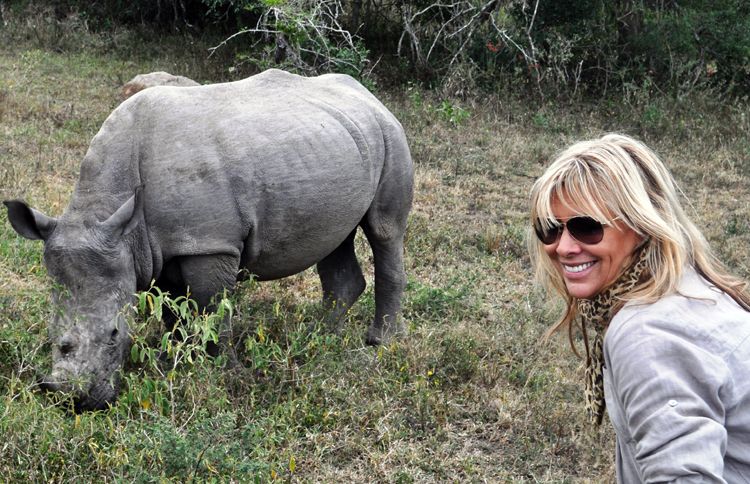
[80,70,403,277]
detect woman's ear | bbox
[635,235,651,250]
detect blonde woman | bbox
[529,133,750,481]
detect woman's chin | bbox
[564,280,599,299]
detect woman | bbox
[528,133,750,482]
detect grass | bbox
[1,7,749,483]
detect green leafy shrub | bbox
[516,0,750,97]
[120,285,229,420]
[434,100,471,126]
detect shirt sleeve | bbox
[606,311,731,483]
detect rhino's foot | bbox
[365,320,405,346]
[321,307,349,335]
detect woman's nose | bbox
[556,228,582,256]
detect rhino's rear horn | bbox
[98,186,144,239]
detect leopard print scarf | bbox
[577,247,649,425]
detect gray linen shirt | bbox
[603,267,750,483]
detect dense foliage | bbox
[4,0,749,97]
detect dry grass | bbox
[1,11,749,483]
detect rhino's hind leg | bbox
[317,229,366,331]
[361,225,407,346]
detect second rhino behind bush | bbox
[120,71,200,100]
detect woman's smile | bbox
[544,196,642,299]
[562,260,597,275]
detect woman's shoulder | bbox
[607,266,750,360]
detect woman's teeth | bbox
[564,261,595,273]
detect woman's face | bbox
[544,197,642,299]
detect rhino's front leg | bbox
[178,254,240,363]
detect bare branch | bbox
[208,29,264,57]
[447,2,494,39]
[399,6,425,66]
[208,0,366,76]
[526,0,540,35]
[410,2,463,22]
[489,14,532,64]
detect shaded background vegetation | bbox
[1,0,749,482]
[3,0,750,98]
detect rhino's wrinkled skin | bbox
[4,69,414,411]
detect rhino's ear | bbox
[99,186,144,239]
[3,200,57,240]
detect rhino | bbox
[4,69,414,411]
[120,71,200,101]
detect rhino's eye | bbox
[110,328,119,340]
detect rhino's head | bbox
[4,191,144,411]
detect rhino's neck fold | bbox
[132,221,160,290]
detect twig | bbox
[192,443,212,482]
[208,28,278,57]
[429,4,474,63]
[572,59,584,98]
[399,6,425,66]
[447,2,491,39]
[526,0,544,99]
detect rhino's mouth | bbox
[39,373,121,413]
[72,379,120,412]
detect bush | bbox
[6,0,750,97]
[511,0,750,97]
[204,0,372,82]
[634,1,750,95]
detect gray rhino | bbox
[4,69,414,411]
[120,71,200,100]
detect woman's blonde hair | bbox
[529,133,750,343]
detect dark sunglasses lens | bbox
[534,219,561,245]
[567,217,604,244]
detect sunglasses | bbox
[533,216,606,245]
